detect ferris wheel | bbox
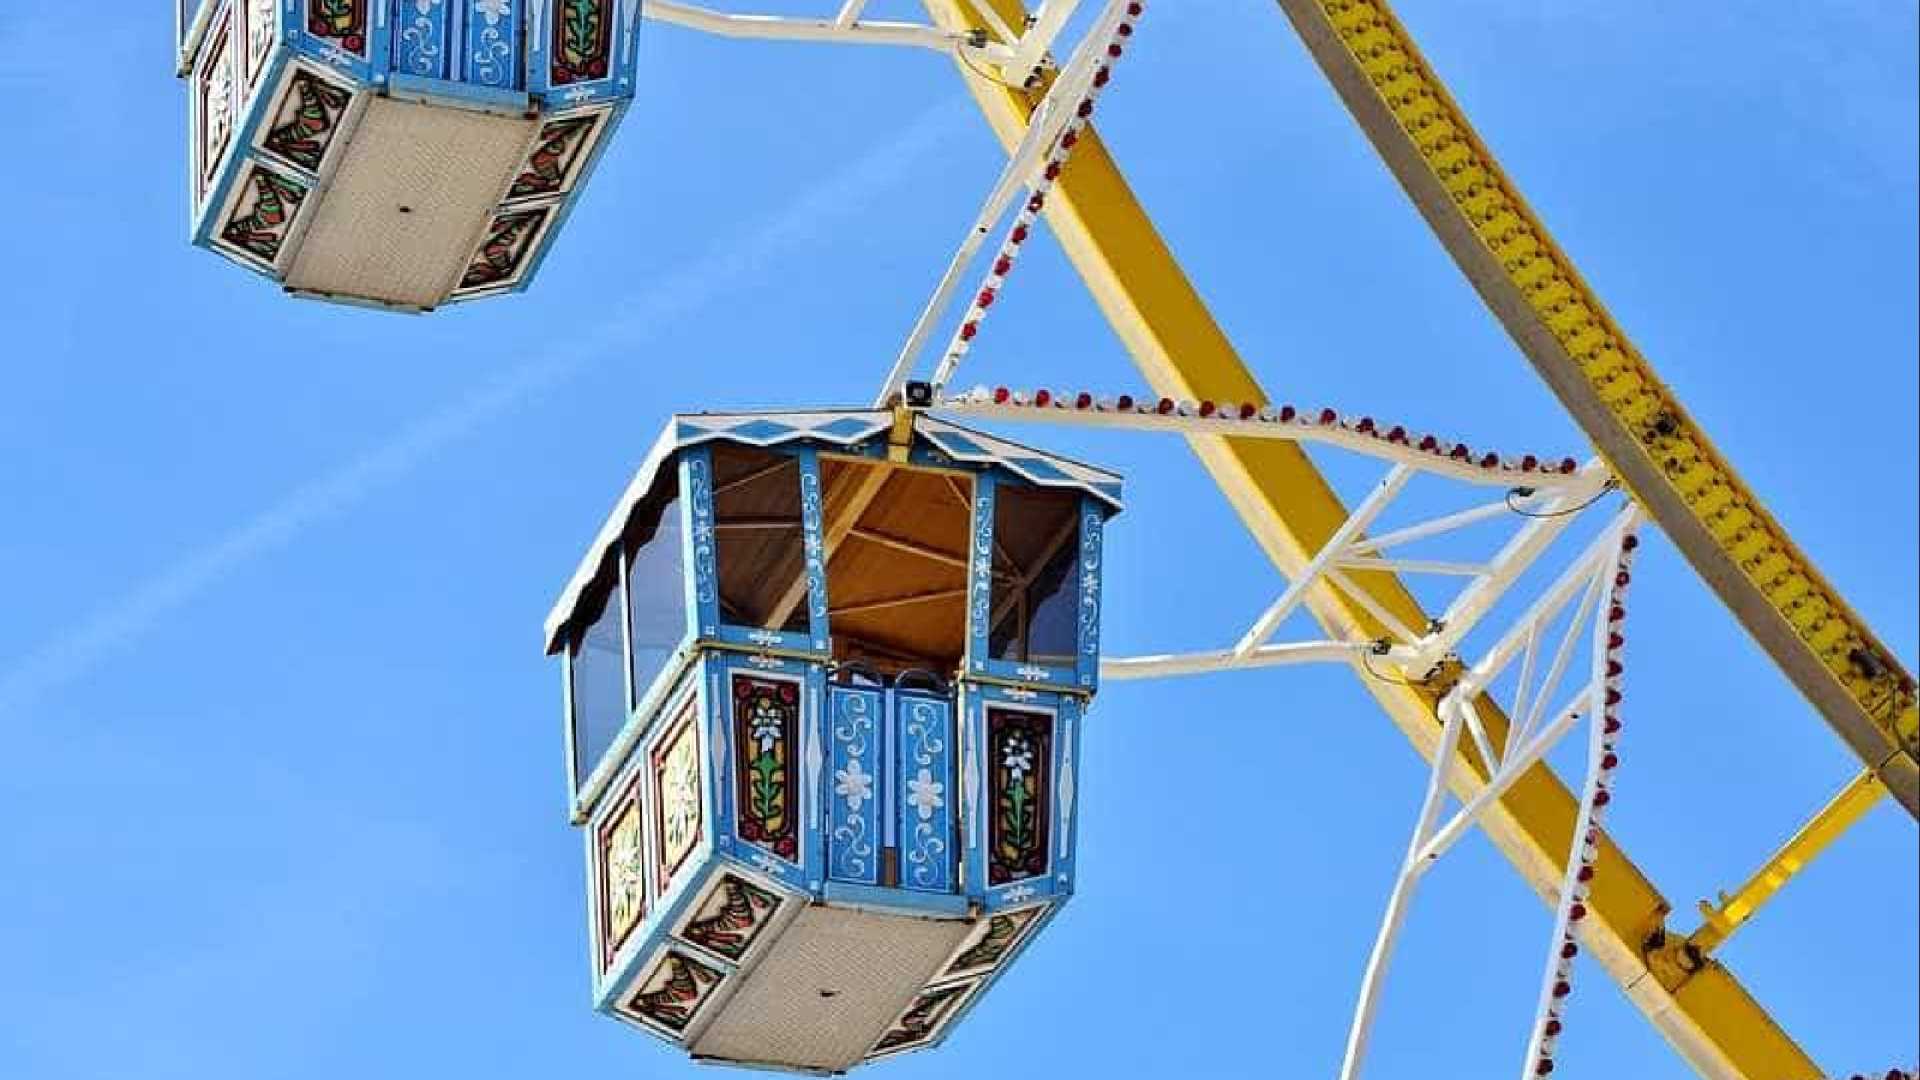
[173,3,1916,1078]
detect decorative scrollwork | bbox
[470,0,515,86]
[687,457,717,621]
[399,0,446,75]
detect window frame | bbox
[623,477,691,710]
[965,470,1105,692]
[565,467,701,817]
[565,551,633,801]
[686,441,831,657]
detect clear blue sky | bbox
[1,3,1913,1078]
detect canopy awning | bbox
[543,408,1122,652]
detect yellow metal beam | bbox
[922,2,1819,1075]
[1690,770,1887,955]
[1270,0,1919,815]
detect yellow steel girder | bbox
[1690,770,1887,956]
[920,1,1823,1076]
[1271,0,1919,815]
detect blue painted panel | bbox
[893,690,956,894]
[386,71,529,111]
[802,664,828,889]
[714,624,817,654]
[825,685,883,887]
[710,652,818,894]
[822,880,969,918]
[797,447,831,654]
[391,0,452,79]
[531,0,642,106]
[701,653,732,860]
[1050,694,1083,899]
[961,683,1078,912]
[462,0,523,89]
[1076,497,1105,692]
[965,472,996,679]
[683,448,720,642]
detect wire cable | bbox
[1506,478,1619,519]
[1360,644,1422,687]
[957,44,1028,90]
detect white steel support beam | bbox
[1100,639,1418,681]
[1340,693,1472,1080]
[1005,0,1085,78]
[1234,464,1412,658]
[645,2,1010,58]
[1415,696,1588,866]
[1413,467,1614,670]
[936,392,1595,491]
[1346,498,1517,556]
[1343,510,1641,1079]
[1452,507,1639,703]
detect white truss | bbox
[1338,505,1641,1080]
[931,389,1616,687]
[923,390,1635,1077]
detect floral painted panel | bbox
[549,0,611,85]
[626,950,725,1035]
[941,904,1044,981]
[651,713,703,895]
[305,0,368,56]
[218,166,309,265]
[986,708,1051,886]
[195,22,235,205]
[826,684,881,886]
[679,873,781,961]
[457,206,549,292]
[596,781,646,970]
[262,68,353,172]
[507,113,602,201]
[870,980,979,1057]
[732,674,799,862]
[894,694,954,894]
[243,0,278,93]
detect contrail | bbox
[0,95,967,720]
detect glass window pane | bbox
[712,444,810,637]
[987,485,1082,666]
[570,576,627,791]
[627,489,686,702]
[1024,540,1081,666]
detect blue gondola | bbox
[543,405,1121,1073]
[175,0,639,311]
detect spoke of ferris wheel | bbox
[873,1,1127,404]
